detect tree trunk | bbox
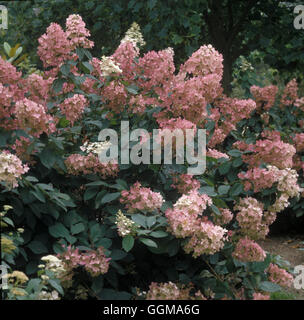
[222,54,233,95]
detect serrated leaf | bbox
[122,235,134,252]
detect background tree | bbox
[1,0,303,92]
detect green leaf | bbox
[86,181,109,187]
[259,281,281,293]
[101,192,121,204]
[110,249,127,261]
[52,78,65,93]
[71,223,85,235]
[60,63,70,76]
[167,240,179,257]
[139,238,158,248]
[90,224,104,240]
[211,204,221,216]
[150,231,168,238]
[126,84,139,95]
[131,214,146,228]
[28,241,48,254]
[84,187,99,201]
[4,42,11,56]
[228,149,242,157]
[48,279,64,295]
[39,148,57,169]
[199,186,217,197]
[219,162,231,175]
[30,189,46,203]
[146,216,156,228]
[229,183,243,197]
[82,61,93,72]
[122,235,134,252]
[218,185,230,195]
[49,223,70,240]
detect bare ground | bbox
[258,235,304,299]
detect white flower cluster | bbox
[80,141,112,156]
[174,195,193,208]
[0,151,29,189]
[99,55,122,77]
[40,255,65,278]
[276,168,302,198]
[115,210,137,237]
[121,22,146,47]
[38,290,60,300]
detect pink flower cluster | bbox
[166,191,227,257]
[179,44,223,78]
[212,208,233,226]
[59,94,87,125]
[101,80,127,115]
[136,48,175,95]
[15,98,56,137]
[0,83,14,128]
[183,221,228,257]
[250,85,278,111]
[38,15,93,73]
[25,73,53,105]
[207,148,229,160]
[145,282,206,300]
[234,197,270,240]
[171,174,200,194]
[238,167,278,193]
[0,150,29,189]
[295,97,304,112]
[240,135,296,169]
[11,136,36,164]
[280,79,298,106]
[267,263,293,288]
[165,76,208,124]
[38,23,71,69]
[216,96,257,124]
[232,237,266,262]
[65,153,118,179]
[65,14,94,50]
[120,182,164,213]
[58,246,110,277]
[293,133,304,152]
[173,190,213,217]
[0,56,22,85]
[111,41,139,81]
[252,292,270,300]
[207,97,256,147]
